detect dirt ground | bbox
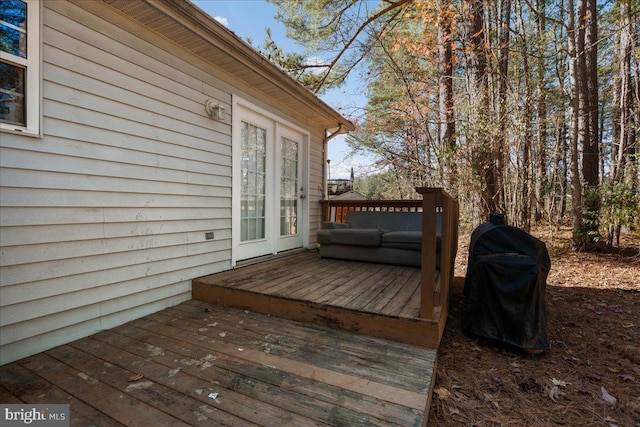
[427,226,640,426]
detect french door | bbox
[233,101,306,263]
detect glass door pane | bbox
[241,121,266,241]
[280,137,298,236]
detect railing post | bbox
[320,200,329,222]
[416,187,438,318]
[438,196,451,307]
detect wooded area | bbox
[263,0,639,249]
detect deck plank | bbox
[90,323,421,427]
[0,386,23,404]
[170,301,434,374]
[252,261,340,296]
[339,265,407,311]
[74,333,323,426]
[17,352,190,427]
[400,276,425,318]
[46,343,253,427]
[0,362,122,426]
[287,260,372,301]
[315,263,388,305]
[127,314,427,409]
[0,302,433,427]
[361,269,416,313]
[192,251,445,348]
[148,304,433,393]
[195,251,426,322]
[379,269,423,316]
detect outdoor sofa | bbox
[317,210,441,267]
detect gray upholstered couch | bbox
[317,211,441,267]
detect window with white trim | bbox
[1,0,40,135]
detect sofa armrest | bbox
[321,221,350,229]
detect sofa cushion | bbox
[344,211,382,229]
[317,228,383,247]
[345,211,424,231]
[381,231,423,251]
[377,212,422,231]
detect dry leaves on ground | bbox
[428,227,640,426]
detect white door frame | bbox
[231,96,309,266]
[276,123,306,253]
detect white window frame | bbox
[0,0,41,136]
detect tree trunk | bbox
[534,0,548,224]
[579,0,600,247]
[607,0,633,245]
[517,0,531,230]
[438,0,456,195]
[498,0,511,221]
[467,0,501,218]
[611,0,632,186]
[567,0,584,247]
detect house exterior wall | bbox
[0,1,327,365]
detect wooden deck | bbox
[0,301,436,427]
[193,251,447,348]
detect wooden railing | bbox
[320,187,459,321]
[320,199,423,223]
[415,187,459,320]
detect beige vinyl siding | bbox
[0,3,233,364]
[308,131,326,247]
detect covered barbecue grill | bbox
[463,213,551,352]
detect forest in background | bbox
[260,0,639,249]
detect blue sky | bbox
[192,0,372,179]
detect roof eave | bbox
[149,0,355,132]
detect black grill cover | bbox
[463,214,551,351]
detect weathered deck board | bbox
[0,363,122,426]
[170,302,431,368]
[75,332,321,426]
[0,302,435,427]
[193,250,445,347]
[20,352,191,426]
[153,302,431,393]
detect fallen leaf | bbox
[551,378,570,387]
[128,373,144,382]
[601,386,617,405]
[434,387,451,400]
[125,380,153,392]
[548,386,566,402]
